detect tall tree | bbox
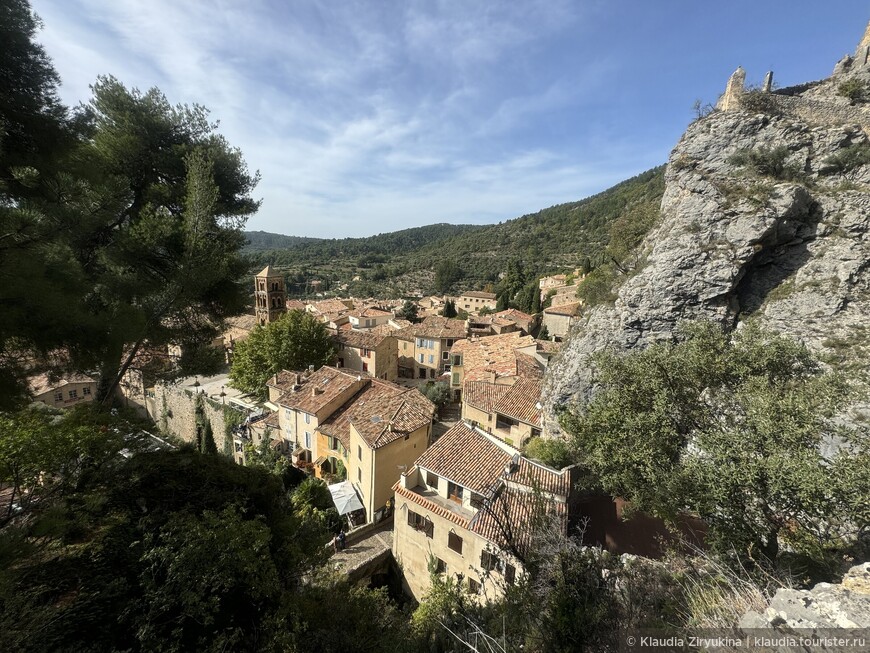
[80,78,260,401]
[229,310,335,398]
[561,321,870,567]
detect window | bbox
[446,339,454,347]
[82,386,91,396]
[304,413,310,424]
[428,355,434,364]
[304,431,311,449]
[426,471,439,488]
[285,408,292,419]
[362,362,368,372]
[418,354,424,364]
[442,351,450,360]
[504,563,516,585]
[358,468,362,482]
[451,373,460,386]
[448,532,463,554]
[467,578,480,595]
[362,348,371,358]
[481,550,499,571]
[434,557,447,574]
[357,445,362,460]
[54,391,63,402]
[407,510,433,538]
[447,482,464,503]
[69,389,77,399]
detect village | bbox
[24,264,683,602]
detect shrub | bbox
[837,79,869,104]
[739,90,782,115]
[727,146,804,182]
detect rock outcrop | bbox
[542,28,870,436]
[738,563,870,652]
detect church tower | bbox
[254,265,286,325]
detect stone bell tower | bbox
[254,265,286,325]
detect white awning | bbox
[328,480,364,516]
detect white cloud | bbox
[30,0,656,238]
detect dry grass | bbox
[678,549,790,629]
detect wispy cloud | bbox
[32,0,664,238]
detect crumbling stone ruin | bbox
[716,20,870,129]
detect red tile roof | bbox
[491,378,543,426]
[276,366,362,415]
[415,422,510,495]
[463,381,512,414]
[318,379,434,450]
[393,481,471,528]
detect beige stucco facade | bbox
[337,335,397,381]
[393,466,518,602]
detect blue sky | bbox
[31,0,870,238]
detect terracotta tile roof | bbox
[267,370,304,392]
[334,329,390,350]
[276,366,362,415]
[350,307,392,319]
[256,265,278,277]
[463,381,512,414]
[262,411,280,428]
[28,372,95,396]
[415,422,509,495]
[491,378,543,426]
[459,291,497,300]
[318,379,434,449]
[535,339,561,354]
[223,314,258,342]
[544,302,582,317]
[493,308,533,324]
[393,481,471,528]
[470,484,568,557]
[309,298,353,315]
[515,352,544,380]
[400,316,467,340]
[451,332,539,382]
[286,299,306,311]
[403,422,572,555]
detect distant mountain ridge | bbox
[243,166,665,298]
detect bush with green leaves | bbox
[727,146,804,182]
[837,78,869,104]
[561,321,869,571]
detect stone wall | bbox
[148,383,238,451]
[769,94,870,130]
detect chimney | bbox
[308,364,315,373]
[312,387,323,396]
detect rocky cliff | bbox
[739,563,870,651]
[542,26,870,435]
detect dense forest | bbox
[244,166,666,299]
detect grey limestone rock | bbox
[542,87,870,437]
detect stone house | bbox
[462,378,543,447]
[541,302,582,341]
[448,332,539,401]
[347,306,393,330]
[396,316,467,380]
[272,366,435,523]
[28,372,97,409]
[393,421,574,602]
[455,291,497,315]
[334,329,398,381]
